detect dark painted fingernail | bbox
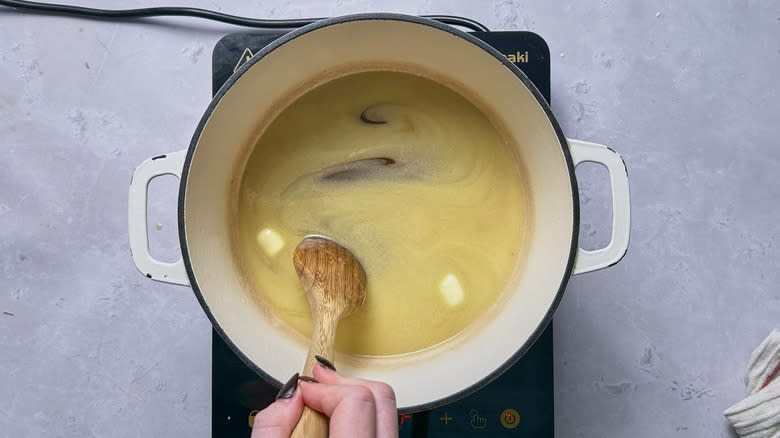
[314,355,336,371]
[276,373,299,400]
[298,376,319,383]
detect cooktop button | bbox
[500,408,520,429]
[248,410,260,428]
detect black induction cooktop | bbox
[210,29,553,438]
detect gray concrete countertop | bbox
[1,1,778,437]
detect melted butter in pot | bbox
[236,71,529,356]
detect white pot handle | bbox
[128,150,189,286]
[568,139,631,275]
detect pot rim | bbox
[177,12,579,413]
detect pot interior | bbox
[182,16,574,410]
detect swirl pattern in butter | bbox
[237,71,529,356]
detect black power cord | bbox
[0,0,490,32]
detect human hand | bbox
[250,373,304,438]
[251,356,399,438]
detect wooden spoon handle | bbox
[290,316,337,438]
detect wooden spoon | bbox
[290,236,367,438]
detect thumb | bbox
[251,374,304,438]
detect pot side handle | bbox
[567,139,631,275]
[128,150,189,286]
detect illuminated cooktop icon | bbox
[500,408,520,429]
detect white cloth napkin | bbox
[724,329,780,438]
